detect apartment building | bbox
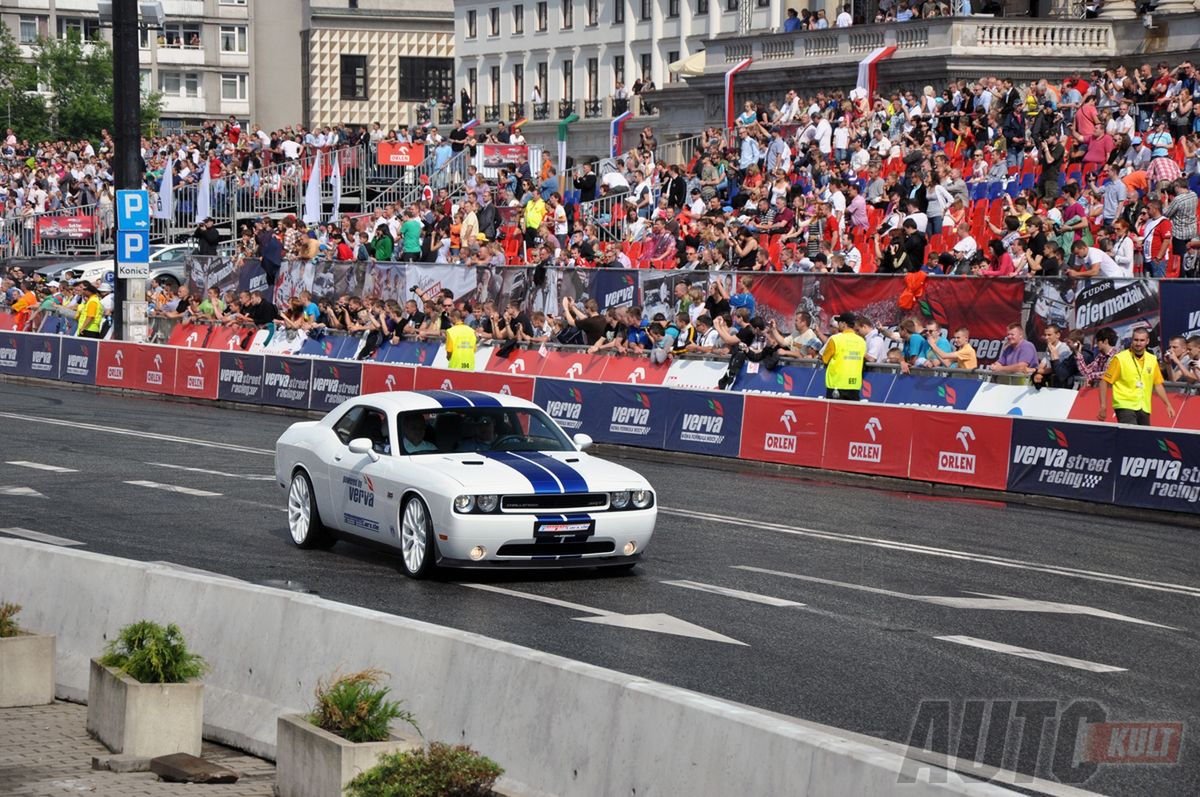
[0,0,454,132]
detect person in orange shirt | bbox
[11,280,37,330]
[1121,169,1149,199]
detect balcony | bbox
[703,17,1116,72]
[483,104,501,122]
[155,44,206,66]
[507,101,526,121]
[557,99,576,119]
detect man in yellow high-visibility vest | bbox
[75,283,104,339]
[1099,328,1176,426]
[821,312,866,401]
[444,309,477,370]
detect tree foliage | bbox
[0,25,160,142]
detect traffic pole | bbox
[112,0,144,341]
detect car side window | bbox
[333,407,365,444]
[357,408,391,455]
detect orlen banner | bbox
[173,349,220,400]
[820,403,915,478]
[376,142,425,166]
[218,352,264,403]
[1006,419,1117,504]
[261,356,313,409]
[738,394,828,468]
[137,346,178,395]
[662,390,744,458]
[96,341,143,390]
[59,337,98,384]
[1113,427,1200,515]
[412,367,535,400]
[309,361,363,410]
[908,412,1013,491]
[361,363,415,395]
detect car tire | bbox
[399,495,437,579]
[287,470,334,550]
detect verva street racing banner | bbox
[1006,418,1117,504]
[1113,426,1200,514]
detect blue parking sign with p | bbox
[116,189,150,230]
[117,230,149,263]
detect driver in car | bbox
[401,414,437,454]
[458,415,498,451]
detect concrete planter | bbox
[276,713,420,797]
[85,658,203,758]
[0,633,55,707]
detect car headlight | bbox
[630,489,654,509]
[610,490,630,510]
[453,495,475,513]
[476,494,499,513]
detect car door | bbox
[326,405,392,539]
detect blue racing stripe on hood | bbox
[512,452,589,493]
[420,389,472,408]
[478,451,561,493]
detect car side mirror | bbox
[573,433,593,451]
[348,437,380,462]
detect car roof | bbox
[351,390,538,414]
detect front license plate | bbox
[534,519,595,536]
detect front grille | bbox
[497,541,615,557]
[501,493,608,511]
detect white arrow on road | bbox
[0,486,46,498]
[736,566,1175,629]
[463,583,746,645]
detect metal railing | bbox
[0,203,107,260]
[369,149,471,209]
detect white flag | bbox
[329,150,341,223]
[303,149,322,225]
[194,157,211,224]
[153,157,174,220]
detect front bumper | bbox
[433,507,657,565]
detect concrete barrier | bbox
[0,539,1021,797]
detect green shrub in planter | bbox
[0,602,20,637]
[346,742,504,797]
[98,620,208,683]
[308,669,419,744]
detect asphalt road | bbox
[1,380,1197,797]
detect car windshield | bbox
[396,407,574,455]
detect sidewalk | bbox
[0,701,276,796]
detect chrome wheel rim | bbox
[401,499,427,572]
[288,475,311,544]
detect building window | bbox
[466,10,477,38]
[536,2,548,30]
[537,62,548,99]
[159,71,201,98]
[756,0,769,6]
[587,0,598,25]
[397,57,455,102]
[614,0,625,24]
[668,0,679,16]
[19,16,46,44]
[513,5,524,34]
[56,17,100,41]
[640,53,651,83]
[219,0,247,5]
[562,0,573,28]
[586,58,598,100]
[468,67,478,104]
[513,64,524,104]
[162,22,202,48]
[490,66,500,103]
[221,73,248,100]
[613,55,624,85]
[726,0,737,10]
[219,25,248,53]
[640,0,651,20]
[340,55,368,100]
[139,69,151,95]
[489,7,500,36]
[698,0,708,12]
[561,63,573,100]
[667,51,679,82]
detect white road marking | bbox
[124,480,223,497]
[146,462,275,481]
[735,566,1175,629]
[660,506,1200,598]
[0,412,274,456]
[5,461,78,473]
[462,583,746,645]
[0,527,85,547]
[661,579,805,608]
[934,635,1127,673]
[0,486,45,498]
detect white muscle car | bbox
[274,390,657,577]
